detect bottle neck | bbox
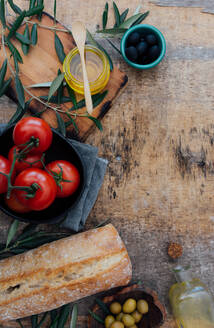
[173,265,192,283]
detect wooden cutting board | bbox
[0,12,128,141]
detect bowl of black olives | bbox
[121,24,166,69]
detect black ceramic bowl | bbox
[0,125,86,224]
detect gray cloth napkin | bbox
[0,124,108,232]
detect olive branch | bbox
[0,0,106,136]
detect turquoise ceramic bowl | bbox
[121,24,166,69]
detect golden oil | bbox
[63,45,110,95]
[169,266,214,328]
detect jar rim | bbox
[63,45,109,87]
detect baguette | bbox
[0,224,132,322]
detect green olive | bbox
[123,298,137,314]
[110,321,125,328]
[131,310,142,323]
[110,302,122,315]
[116,312,124,321]
[105,315,115,328]
[137,299,149,314]
[122,314,135,327]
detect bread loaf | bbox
[0,224,132,322]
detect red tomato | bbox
[13,117,53,153]
[5,192,30,213]
[0,155,12,194]
[46,160,80,198]
[8,146,44,173]
[14,168,57,211]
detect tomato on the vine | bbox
[46,160,80,198]
[14,168,57,211]
[0,155,13,194]
[13,117,53,153]
[8,146,44,173]
[5,192,30,213]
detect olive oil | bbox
[63,45,110,95]
[70,50,103,83]
[169,266,214,328]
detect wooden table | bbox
[0,0,214,327]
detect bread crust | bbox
[0,224,132,322]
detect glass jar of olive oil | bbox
[169,266,214,328]
[63,45,110,95]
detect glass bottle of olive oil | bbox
[169,266,214,328]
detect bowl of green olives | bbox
[88,284,166,328]
[120,24,166,70]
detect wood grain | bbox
[0,0,214,327]
[151,0,214,15]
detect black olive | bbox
[145,34,157,45]
[138,55,150,65]
[127,32,140,46]
[136,41,148,56]
[125,46,138,62]
[148,45,160,61]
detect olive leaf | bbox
[7,10,26,39]
[25,5,44,17]
[113,1,120,27]
[70,304,78,328]
[119,13,144,29]
[6,220,19,248]
[13,54,19,73]
[95,298,110,315]
[37,312,48,328]
[0,59,8,88]
[134,4,141,14]
[28,82,53,88]
[65,114,78,133]
[57,304,70,328]
[16,224,37,241]
[40,95,71,103]
[17,319,24,328]
[102,2,108,29]
[15,74,25,109]
[32,110,46,117]
[69,90,107,111]
[7,40,23,63]
[131,11,149,27]
[120,8,129,24]
[88,310,104,324]
[54,0,57,24]
[57,69,63,104]
[56,112,66,137]
[106,39,121,54]
[37,0,43,20]
[0,0,6,28]
[66,84,77,108]
[48,73,65,101]
[97,28,127,35]
[55,33,66,64]
[15,32,31,45]
[7,0,22,15]
[86,30,113,71]
[0,77,12,97]
[31,23,38,46]
[22,24,30,55]
[31,315,38,328]
[29,0,36,10]
[8,103,26,126]
[87,116,103,131]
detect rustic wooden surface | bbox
[0,0,214,327]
